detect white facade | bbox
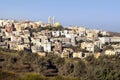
[105,50,116,55]
[0,20,4,26]
[41,36,52,52]
[52,31,60,37]
[42,42,51,52]
[94,41,102,49]
[99,37,120,44]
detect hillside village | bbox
[0,19,120,59]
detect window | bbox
[82,53,85,57]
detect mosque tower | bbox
[52,16,55,25]
[48,16,51,24]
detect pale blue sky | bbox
[0,0,120,32]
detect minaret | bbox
[52,16,55,25]
[48,16,51,24]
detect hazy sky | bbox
[0,0,120,32]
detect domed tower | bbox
[53,22,61,27]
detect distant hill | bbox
[109,31,120,37]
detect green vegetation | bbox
[0,72,78,80]
[0,49,120,80]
